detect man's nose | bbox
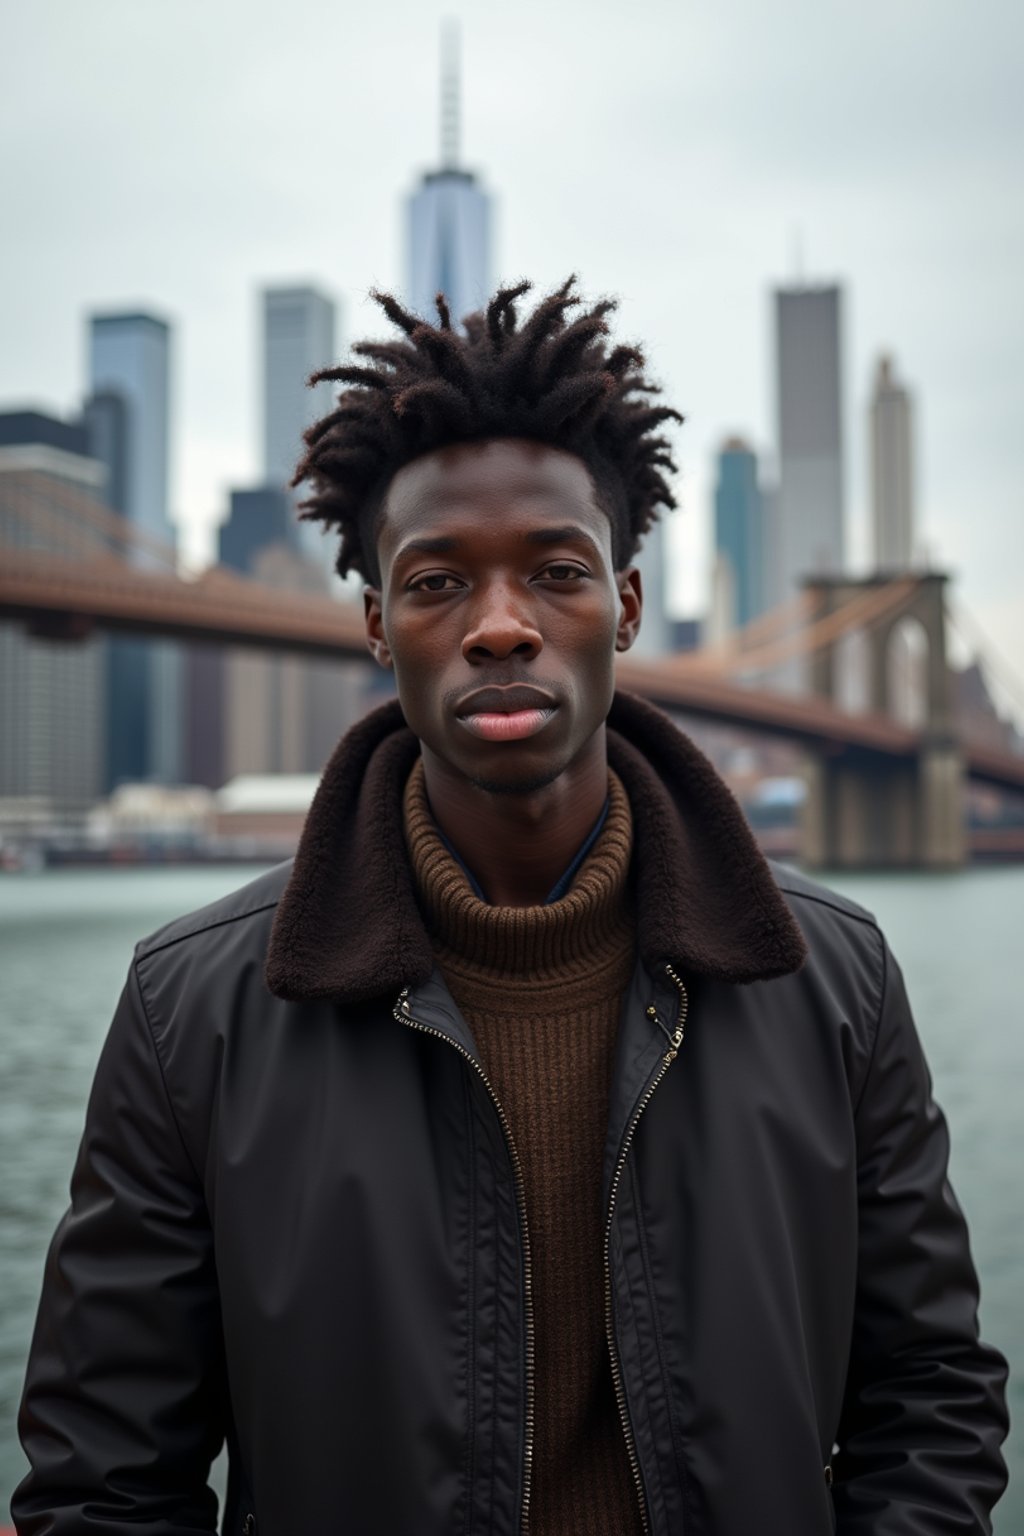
[461,580,543,662]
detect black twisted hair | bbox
[292,277,684,583]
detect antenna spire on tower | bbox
[440,18,460,170]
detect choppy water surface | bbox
[1,864,1021,1526]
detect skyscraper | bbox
[88,310,182,786]
[774,285,845,599]
[870,353,915,571]
[713,437,765,631]
[89,313,173,559]
[406,23,491,326]
[262,287,337,490]
[261,285,338,572]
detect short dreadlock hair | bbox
[292,277,684,584]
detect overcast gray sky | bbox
[2,0,1022,714]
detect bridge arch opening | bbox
[834,626,871,715]
[886,614,930,728]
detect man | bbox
[15,280,1008,1535]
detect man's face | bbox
[364,437,642,795]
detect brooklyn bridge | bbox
[2,469,1022,868]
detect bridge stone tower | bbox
[801,572,964,868]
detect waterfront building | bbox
[88,309,182,787]
[870,353,915,571]
[0,411,107,824]
[774,284,845,598]
[182,640,225,791]
[714,437,765,632]
[406,23,491,327]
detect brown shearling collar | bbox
[265,691,807,1004]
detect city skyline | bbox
[0,1,1021,716]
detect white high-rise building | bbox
[870,353,915,571]
[406,23,491,327]
[774,285,845,599]
[89,311,182,786]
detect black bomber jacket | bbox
[14,693,1009,1535]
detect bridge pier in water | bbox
[799,573,965,870]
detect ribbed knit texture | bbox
[404,761,644,1536]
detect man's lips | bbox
[457,708,556,743]
[454,685,559,744]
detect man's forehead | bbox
[381,437,603,525]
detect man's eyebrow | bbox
[393,535,459,558]
[524,524,602,548]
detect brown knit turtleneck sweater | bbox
[403,761,644,1536]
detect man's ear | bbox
[615,567,643,653]
[363,587,392,668]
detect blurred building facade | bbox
[88,310,183,787]
[773,285,845,600]
[0,412,108,825]
[262,284,337,570]
[215,488,364,780]
[406,24,491,327]
[630,521,671,657]
[870,353,915,571]
[713,437,765,632]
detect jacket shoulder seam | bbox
[129,958,206,1187]
[773,881,880,931]
[136,896,281,964]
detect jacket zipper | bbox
[393,989,535,1535]
[604,963,689,1536]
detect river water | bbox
[1,864,1020,1527]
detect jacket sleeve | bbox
[833,938,1009,1533]
[12,959,225,1534]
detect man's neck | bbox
[420,729,610,907]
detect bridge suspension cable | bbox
[677,590,816,669]
[676,578,919,679]
[945,599,1024,720]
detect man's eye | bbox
[542,563,587,582]
[409,573,460,592]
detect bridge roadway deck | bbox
[2,549,1022,795]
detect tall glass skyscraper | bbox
[774,284,845,599]
[261,285,338,571]
[262,287,337,489]
[714,438,764,631]
[88,310,182,786]
[90,314,173,561]
[406,24,491,327]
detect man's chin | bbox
[468,763,566,797]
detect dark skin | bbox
[364,438,643,906]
